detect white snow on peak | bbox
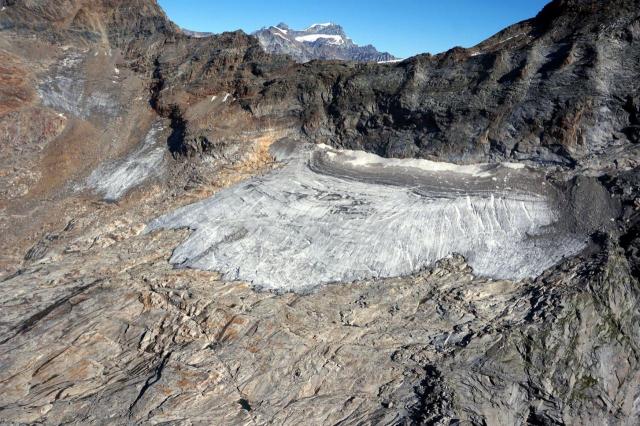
[274,32,289,42]
[305,22,333,30]
[271,25,288,34]
[378,59,403,64]
[295,34,344,45]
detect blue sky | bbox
[157,0,550,58]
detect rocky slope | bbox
[252,0,640,168]
[253,22,398,63]
[0,0,639,424]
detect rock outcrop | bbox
[248,0,640,168]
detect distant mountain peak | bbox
[253,22,397,63]
[305,22,334,30]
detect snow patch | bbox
[272,25,288,34]
[496,32,527,45]
[329,146,495,177]
[295,34,344,45]
[305,23,333,30]
[274,32,289,42]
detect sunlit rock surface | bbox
[147,140,587,291]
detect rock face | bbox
[250,0,640,168]
[0,0,639,424]
[253,22,398,63]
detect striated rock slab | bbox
[0,220,638,424]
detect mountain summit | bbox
[253,22,398,62]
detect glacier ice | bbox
[86,121,165,201]
[147,140,587,292]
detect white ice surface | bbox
[147,143,586,292]
[86,121,165,201]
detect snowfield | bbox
[147,141,587,292]
[294,34,345,45]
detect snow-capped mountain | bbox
[253,22,398,63]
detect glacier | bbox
[147,140,587,292]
